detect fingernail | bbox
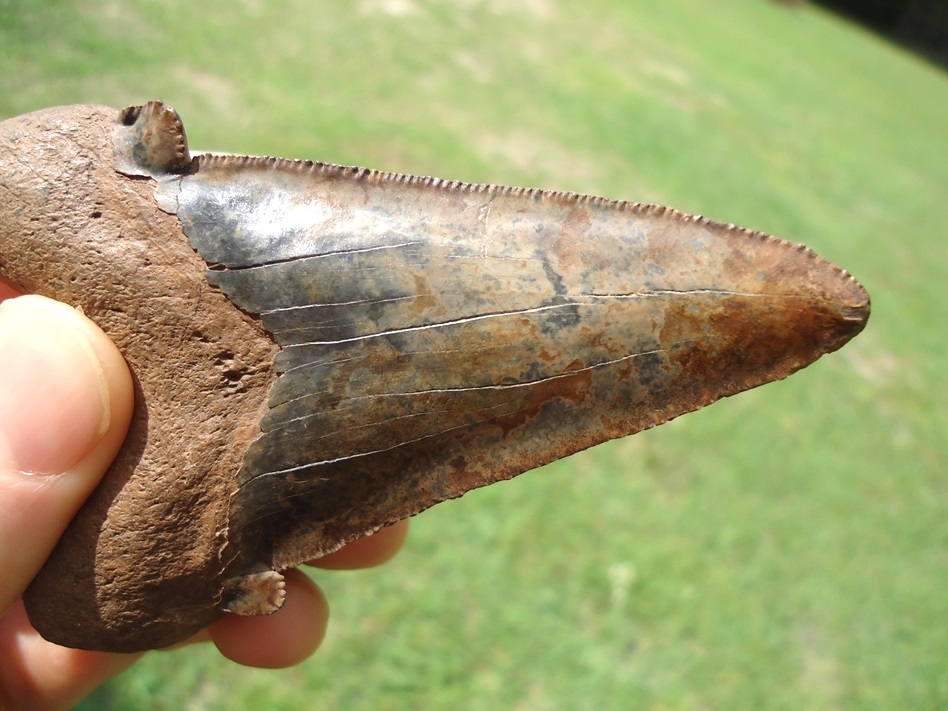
[0,296,111,475]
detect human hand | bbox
[0,289,408,710]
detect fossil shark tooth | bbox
[0,101,869,652]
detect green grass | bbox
[2,0,947,708]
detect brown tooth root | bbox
[0,101,869,653]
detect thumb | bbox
[0,295,134,612]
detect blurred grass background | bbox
[1,0,946,708]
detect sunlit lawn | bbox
[1,0,946,708]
